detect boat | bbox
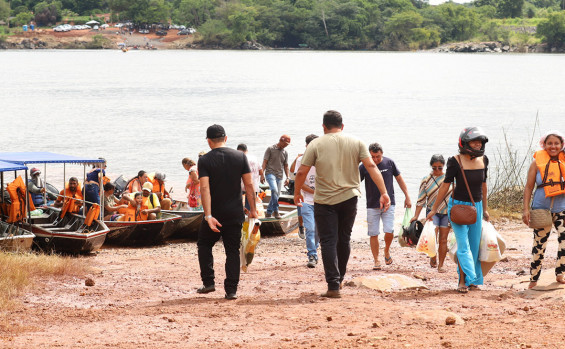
[28,207,108,253]
[258,201,299,235]
[0,160,35,252]
[162,200,203,239]
[0,152,110,254]
[104,212,181,246]
[0,220,35,252]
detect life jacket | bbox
[122,198,149,221]
[58,183,84,217]
[6,176,36,223]
[535,149,565,197]
[103,176,111,185]
[84,204,100,226]
[151,178,167,197]
[127,177,142,193]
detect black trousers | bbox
[314,196,358,290]
[197,221,242,294]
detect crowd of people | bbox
[194,111,565,300]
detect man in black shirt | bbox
[196,124,258,300]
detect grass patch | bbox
[0,252,88,310]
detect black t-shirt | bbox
[444,155,488,202]
[359,157,400,208]
[198,147,251,225]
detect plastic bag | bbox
[447,231,457,262]
[240,218,261,272]
[398,207,413,248]
[479,220,502,263]
[416,221,437,257]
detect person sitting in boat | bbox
[27,167,47,206]
[53,177,83,214]
[103,182,128,221]
[119,192,149,221]
[127,170,149,193]
[121,182,160,220]
[84,159,108,211]
[151,172,172,210]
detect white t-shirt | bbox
[296,156,316,205]
[241,153,261,193]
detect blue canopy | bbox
[0,160,28,172]
[0,152,104,165]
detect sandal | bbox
[457,285,468,293]
[373,263,382,271]
[469,285,480,291]
[437,266,447,273]
[430,257,437,268]
[385,256,393,265]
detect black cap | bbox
[206,124,226,139]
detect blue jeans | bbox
[302,202,319,258]
[448,198,483,287]
[265,173,282,214]
[84,183,100,211]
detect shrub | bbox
[537,11,565,47]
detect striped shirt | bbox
[416,173,452,215]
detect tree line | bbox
[2,0,565,49]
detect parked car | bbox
[139,29,149,34]
[155,30,167,36]
[177,27,196,35]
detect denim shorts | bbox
[426,209,450,228]
[367,206,395,236]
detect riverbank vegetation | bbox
[0,252,87,311]
[2,0,565,50]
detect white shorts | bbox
[367,206,395,237]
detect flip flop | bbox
[373,263,382,271]
[469,285,480,291]
[385,256,393,265]
[437,266,447,273]
[457,286,468,293]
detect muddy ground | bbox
[2,219,565,348]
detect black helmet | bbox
[458,127,488,158]
[403,220,424,246]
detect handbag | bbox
[529,197,554,229]
[449,156,478,225]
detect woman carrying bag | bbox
[427,127,490,293]
[411,154,452,273]
[522,131,565,289]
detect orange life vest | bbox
[535,150,565,197]
[103,176,111,185]
[151,178,168,197]
[122,197,149,221]
[127,178,142,193]
[57,183,84,216]
[84,204,100,226]
[6,176,36,223]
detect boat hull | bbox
[258,203,299,235]
[28,208,109,254]
[163,201,203,239]
[104,213,181,246]
[0,221,35,253]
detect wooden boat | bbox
[162,200,203,239]
[258,202,299,235]
[27,207,108,254]
[0,152,110,254]
[0,220,35,252]
[104,212,181,246]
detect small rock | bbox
[347,332,355,336]
[85,278,95,287]
[168,318,176,322]
[372,322,382,328]
[523,306,530,312]
[442,341,452,348]
[413,274,427,281]
[445,316,456,325]
[326,316,332,321]
[516,269,527,276]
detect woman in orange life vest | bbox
[127,170,149,193]
[53,177,83,214]
[120,182,160,221]
[523,130,565,289]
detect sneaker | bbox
[225,292,238,300]
[265,212,272,218]
[298,226,305,239]
[274,211,282,219]
[196,285,215,294]
[307,256,317,268]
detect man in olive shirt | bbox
[261,135,291,219]
[294,110,391,298]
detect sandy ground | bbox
[2,218,565,348]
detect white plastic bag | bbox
[479,220,502,263]
[447,231,457,262]
[416,221,437,258]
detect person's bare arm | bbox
[293,164,311,206]
[395,174,412,208]
[242,173,258,218]
[360,157,390,210]
[260,159,268,183]
[200,176,221,232]
[522,161,537,226]
[426,182,451,221]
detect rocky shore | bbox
[430,41,565,53]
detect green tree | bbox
[537,11,565,47]
[423,3,480,42]
[173,0,214,26]
[0,0,10,21]
[497,0,524,18]
[34,1,62,26]
[14,11,34,25]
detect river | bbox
[1,50,564,238]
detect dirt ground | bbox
[2,218,565,348]
[5,28,193,49]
